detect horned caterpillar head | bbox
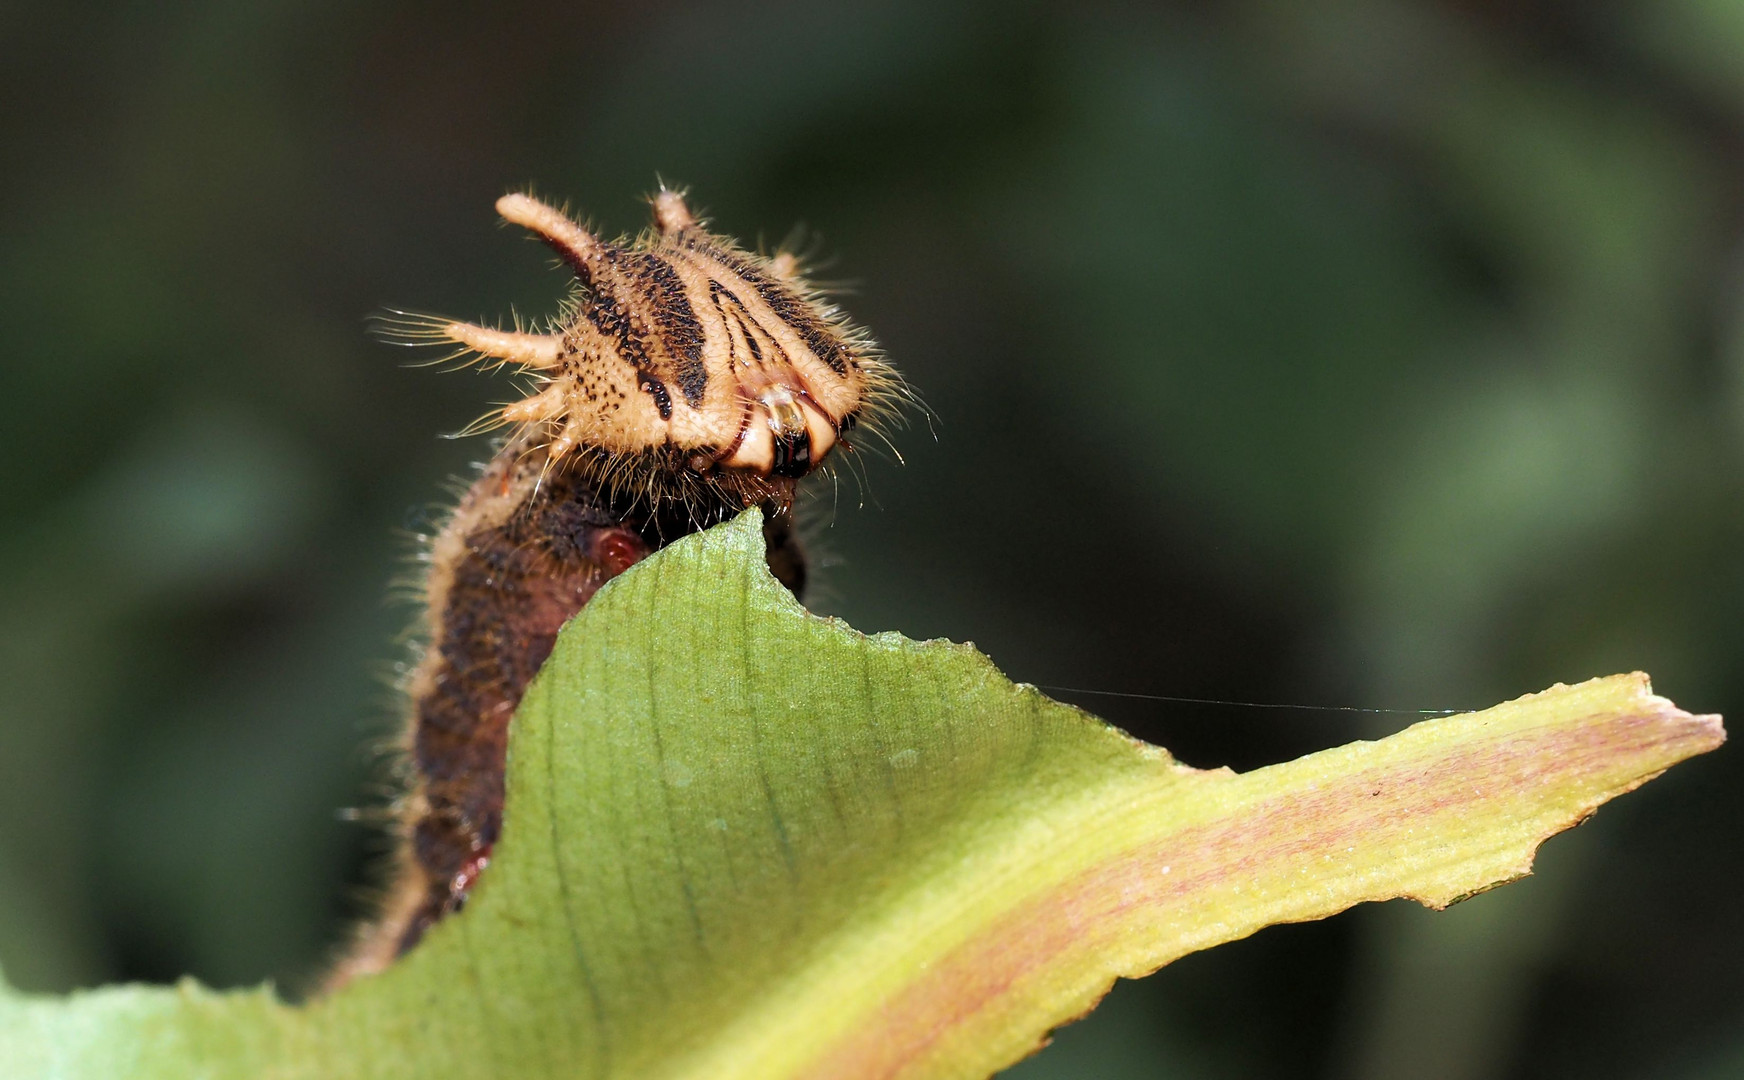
[392,188,907,509]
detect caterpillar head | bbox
[402,189,904,509]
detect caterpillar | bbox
[334,188,904,983]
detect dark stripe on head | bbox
[749,276,850,376]
[627,252,708,407]
[698,243,853,376]
[541,238,599,290]
[710,280,767,363]
[581,280,651,373]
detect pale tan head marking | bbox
[436,189,898,500]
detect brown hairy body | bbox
[334,188,899,984]
[341,437,802,977]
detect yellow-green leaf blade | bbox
[794,673,1720,1079]
[0,510,1721,1080]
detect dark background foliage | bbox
[2,1,1741,1076]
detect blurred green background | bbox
[3,1,1742,1076]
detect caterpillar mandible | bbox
[335,188,905,983]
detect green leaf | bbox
[0,510,1722,1079]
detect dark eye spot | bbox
[637,373,674,420]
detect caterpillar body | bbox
[338,189,902,982]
